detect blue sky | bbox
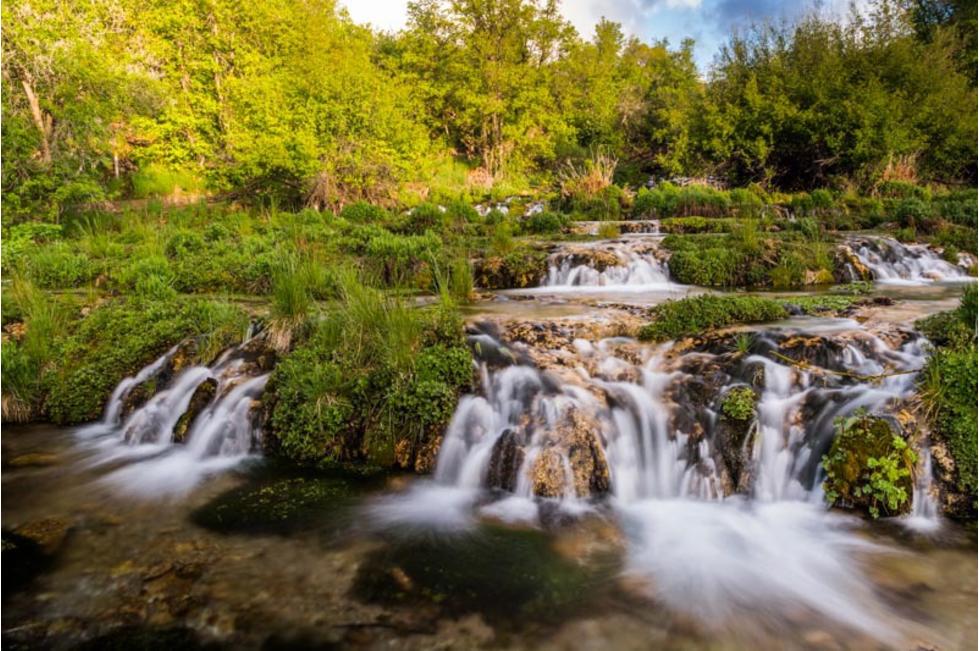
[342,0,868,72]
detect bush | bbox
[721,386,756,421]
[822,411,916,518]
[894,198,931,228]
[340,201,391,224]
[521,210,569,235]
[20,242,97,288]
[638,295,788,341]
[267,277,471,469]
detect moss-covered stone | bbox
[173,378,218,443]
[822,412,916,518]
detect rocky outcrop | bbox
[172,378,218,443]
[834,244,873,282]
[488,429,526,493]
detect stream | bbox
[3,235,977,650]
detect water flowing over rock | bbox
[845,236,970,284]
[543,238,675,288]
[76,330,273,496]
[428,319,931,509]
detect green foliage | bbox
[638,295,788,341]
[918,344,978,496]
[521,211,569,235]
[474,244,549,289]
[721,386,756,421]
[821,410,916,519]
[917,289,978,497]
[785,294,859,315]
[267,275,471,468]
[663,226,834,289]
[44,298,248,424]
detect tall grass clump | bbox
[267,270,473,469]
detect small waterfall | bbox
[849,236,970,284]
[569,220,660,236]
[904,443,941,532]
[77,336,270,496]
[544,239,675,288]
[368,324,934,639]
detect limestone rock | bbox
[172,378,218,443]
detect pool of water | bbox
[3,423,976,650]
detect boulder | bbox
[172,378,218,443]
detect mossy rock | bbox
[822,413,916,518]
[173,378,218,443]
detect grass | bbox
[638,295,788,341]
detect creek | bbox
[2,235,976,650]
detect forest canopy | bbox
[2,0,976,220]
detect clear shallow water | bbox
[2,425,976,650]
[3,235,977,650]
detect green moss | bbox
[353,524,615,624]
[190,470,372,535]
[721,386,756,421]
[821,411,916,518]
[638,295,788,341]
[44,298,248,424]
[785,294,859,315]
[473,244,549,289]
[918,345,978,496]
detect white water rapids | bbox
[76,340,268,496]
[370,321,940,643]
[848,236,971,285]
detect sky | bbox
[341,0,868,72]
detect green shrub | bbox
[596,222,620,238]
[660,217,739,234]
[521,211,569,235]
[638,295,788,341]
[877,180,929,200]
[894,198,931,228]
[822,411,916,518]
[45,298,248,424]
[721,386,756,421]
[164,229,205,258]
[267,276,471,468]
[340,201,391,224]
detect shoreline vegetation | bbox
[2,0,977,521]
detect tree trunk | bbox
[21,75,51,164]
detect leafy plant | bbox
[821,410,916,518]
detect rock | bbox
[487,429,525,492]
[532,450,567,498]
[172,378,218,443]
[834,244,873,283]
[120,378,159,421]
[13,518,70,556]
[562,410,611,497]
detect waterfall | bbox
[370,322,931,640]
[543,239,676,288]
[76,337,269,496]
[904,443,942,532]
[848,236,970,284]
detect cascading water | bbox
[77,337,270,496]
[543,238,676,288]
[372,319,938,642]
[847,236,971,284]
